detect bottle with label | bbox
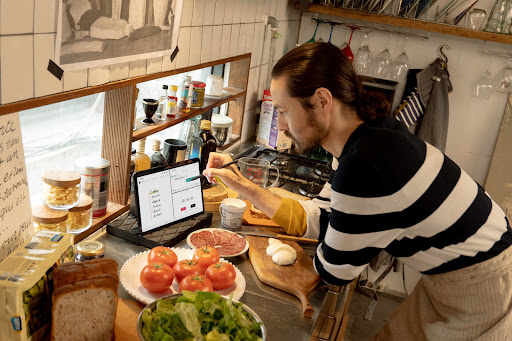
[167,85,178,117]
[179,76,193,113]
[189,120,217,187]
[155,85,168,120]
[150,140,166,168]
[134,138,151,172]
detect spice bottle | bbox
[74,240,105,262]
[32,205,69,233]
[67,194,93,234]
[167,85,178,117]
[135,138,151,172]
[150,139,166,168]
[190,120,217,186]
[179,76,193,113]
[156,85,168,120]
[41,170,81,209]
[74,157,110,218]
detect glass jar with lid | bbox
[32,205,68,233]
[74,240,105,262]
[41,170,81,209]
[67,194,93,234]
[191,81,206,108]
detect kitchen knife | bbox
[238,231,319,244]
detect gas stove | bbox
[233,145,332,199]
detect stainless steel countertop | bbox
[92,212,332,341]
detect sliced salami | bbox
[188,229,248,256]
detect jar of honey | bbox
[191,81,206,108]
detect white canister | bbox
[219,198,247,229]
[75,157,110,218]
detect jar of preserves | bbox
[191,81,206,108]
[67,194,93,234]
[41,170,81,209]
[74,240,105,262]
[32,205,68,233]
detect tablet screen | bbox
[134,160,204,233]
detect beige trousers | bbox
[373,246,512,340]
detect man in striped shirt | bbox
[204,42,512,339]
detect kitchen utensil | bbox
[137,293,266,341]
[238,231,319,244]
[354,33,372,74]
[162,138,186,164]
[238,157,280,188]
[473,64,494,99]
[205,74,224,97]
[389,35,410,81]
[142,98,159,124]
[211,114,233,146]
[219,198,247,229]
[119,249,246,305]
[246,236,320,317]
[186,160,238,182]
[467,8,487,29]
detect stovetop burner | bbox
[272,158,288,167]
[310,168,330,182]
[299,183,324,198]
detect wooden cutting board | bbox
[246,236,320,317]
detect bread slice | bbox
[53,259,118,288]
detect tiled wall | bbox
[0,0,301,142]
[299,12,511,186]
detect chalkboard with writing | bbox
[0,113,33,263]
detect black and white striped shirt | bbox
[300,116,512,286]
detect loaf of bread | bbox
[51,259,119,341]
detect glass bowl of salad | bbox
[137,291,266,341]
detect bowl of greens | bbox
[137,291,266,341]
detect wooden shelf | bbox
[298,3,512,45]
[132,87,246,142]
[74,201,130,243]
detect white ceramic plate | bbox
[119,248,246,305]
[204,90,230,99]
[187,228,249,258]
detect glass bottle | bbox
[155,85,168,120]
[179,115,202,159]
[485,0,510,33]
[190,120,217,187]
[149,139,166,168]
[167,85,178,117]
[134,138,151,172]
[179,76,193,113]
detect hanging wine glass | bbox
[473,63,494,99]
[389,35,410,81]
[339,31,349,50]
[307,19,322,43]
[354,33,372,74]
[341,25,358,62]
[496,59,512,93]
[371,33,393,78]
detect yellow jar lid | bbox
[200,120,211,130]
[68,194,93,212]
[32,205,69,224]
[76,240,104,257]
[42,169,81,186]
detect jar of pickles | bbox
[32,205,68,233]
[74,240,105,262]
[191,81,206,108]
[42,170,81,209]
[67,194,93,234]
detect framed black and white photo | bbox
[55,0,183,71]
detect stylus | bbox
[185,160,238,182]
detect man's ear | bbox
[314,87,333,114]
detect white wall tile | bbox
[230,24,240,57]
[201,26,213,63]
[262,0,271,16]
[241,107,258,142]
[203,0,216,26]
[109,62,130,82]
[129,60,147,78]
[63,69,87,92]
[252,23,264,67]
[224,0,234,24]
[162,54,177,72]
[34,0,57,33]
[256,0,265,21]
[244,67,256,111]
[258,63,269,99]
[0,0,34,34]
[211,25,223,61]
[146,57,163,74]
[245,24,255,55]
[181,0,194,27]
[270,0,278,18]
[88,66,110,87]
[276,0,288,21]
[273,21,288,61]
[261,24,271,65]
[189,26,202,66]
[248,0,258,23]
[251,66,261,107]
[287,0,301,21]
[0,35,33,104]
[241,0,251,23]
[192,0,205,26]
[34,34,62,97]
[232,0,242,24]
[221,25,231,59]
[176,27,191,68]
[287,20,299,51]
[214,0,225,25]
[238,24,248,56]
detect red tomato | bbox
[173,259,202,283]
[205,262,236,290]
[193,246,220,274]
[140,262,174,293]
[179,274,213,292]
[148,246,178,268]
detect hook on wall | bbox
[438,45,450,63]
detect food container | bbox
[32,205,69,233]
[74,157,110,218]
[67,194,93,234]
[211,114,233,146]
[41,170,81,209]
[137,293,266,341]
[191,81,206,108]
[74,240,105,262]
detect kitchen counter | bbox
[89,212,346,341]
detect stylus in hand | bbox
[185,160,238,182]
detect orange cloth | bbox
[271,198,307,236]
